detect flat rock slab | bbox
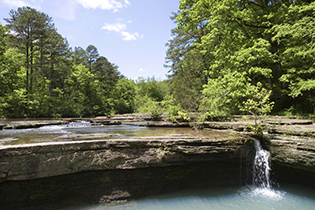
[0,135,253,182]
[266,118,313,125]
[0,120,67,129]
[267,124,315,136]
[55,133,122,141]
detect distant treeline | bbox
[0,7,170,118]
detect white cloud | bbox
[122,31,140,41]
[2,0,28,7]
[2,0,41,9]
[54,0,77,21]
[124,0,130,7]
[139,68,146,72]
[101,19,143,41]
[101,20,126,32]
[76,0,128,12]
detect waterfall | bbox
[253,139,271,188]
[247,139,285,200]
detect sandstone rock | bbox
[0,135,253,182]
[99,190,131,204]
[264,134,315,172]
[55,133,122,141]
[267,124,315,136]
[1,120,66,129]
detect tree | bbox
[1,6,129,117]
[173,0,315,115]
[4,7,60,116]
[239,82,274,135]
[86,45,99,72]
[72,47,87,65]
[0,24,26,117]
[5,6,55,96]
[0,24,5,58]
[94,56,121,95]
[113,78,136,114]
[272,2,315,113]
[165,12,208,111]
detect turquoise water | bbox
[63,140,315,210]
[64,184,315,210]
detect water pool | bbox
[63,184,315,210]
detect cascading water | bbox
[248,139,285,200]
[253,139,271,188]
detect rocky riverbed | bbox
[0,114,315,209]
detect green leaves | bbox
[171,0,315,114]
[239,82,274,135]
[112,78,136,114]
[240,82,274,116]
[1,7,125,117]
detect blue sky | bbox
[0,0,180,80]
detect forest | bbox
[0,7,169,118]
[1,0,315,119]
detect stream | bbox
[0,120,233,145]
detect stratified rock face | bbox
[0,135,255,210]
[0,161,250,210]
[0,135,253,182]
[263,134,315,186]
[265,134,315,172]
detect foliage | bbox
[135,77,169,102]
[170,0,315,116]
[134,77,170,119]
[161,95,190,122]
[165,13,208,111]
[239,82,274,135]
[0,7,124,117]
[112,78,136,114]
[0,45,26,117]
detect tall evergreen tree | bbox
[5,7,54,95]
[86,45,99,72]
[165,12,209,110]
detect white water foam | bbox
[250,187,284,200]
[253,139,271,188]
[247,140,285,200]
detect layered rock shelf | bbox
[0,135,254,210]
[0,135,252,182]
[1,114,315,209]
